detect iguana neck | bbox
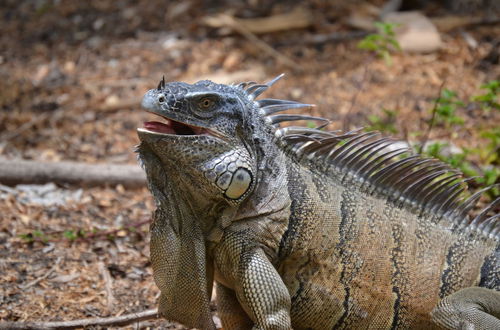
[144,150,216,329]
[149,167,231,237]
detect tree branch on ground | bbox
[0,309,158,329]
[0,158,146,188]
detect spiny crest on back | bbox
[237,74,500,240]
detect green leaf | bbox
[19,233,34,243]
[64,230,77,240]
[357,21,401,65]
[442,89,457,99]
[425,142,446,158]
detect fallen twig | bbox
[0,109,64,142]
[419,80,446,154]
[19,257,62,290]
[97,98,140,113]
[431,15,500,33]
[0,309,159,329]
[82,218,151,241]
[18,218,151,244]
[301,31,369,45]
[343,56,374,131]
[204,13,300,70]
[0,158,146,188]
[98,261,116,313]
[203,6,313,35]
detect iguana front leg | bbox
[214,231,292,329]
[431,287,500,329]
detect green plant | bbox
[423,142,470,173]
[477,167,499,187]
[358,22,401,65]
[422,142,499,199]
[424,141,446,158]
[19,230,48,243]
[366,108,398,133]
[307,121,317,129]
[433,89,465,127]
[17,219,151,244]
[401,82,499,199]
[63,229,86,241]
[471,80,500,112]
[476,128,500,165]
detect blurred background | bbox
[0,0,499,327]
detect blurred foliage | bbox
[421,141,499,198]
[358,22,401,65]
[63,229,86,241]
[471,80,500,112]
[365,108,398,134]
[434,89,465,127]
[363,80,500,199]
[19,225,147,243]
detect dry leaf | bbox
[51,273,80,283]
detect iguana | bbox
[136,74,500,329]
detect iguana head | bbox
[138,77,261,204]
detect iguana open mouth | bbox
[144,119,205,135]
[143,115,211,136]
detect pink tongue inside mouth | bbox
[144,121,175,134]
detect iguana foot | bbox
[431,287,500,329]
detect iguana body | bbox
[137,75,500,329]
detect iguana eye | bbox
[199,97,215,110]
[158,95,166,103]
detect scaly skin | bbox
[137,76,499,329]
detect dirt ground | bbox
[0,1,499,329]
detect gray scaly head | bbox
[139,78,258,203]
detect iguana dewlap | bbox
[137,75,499,329]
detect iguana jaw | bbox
[138,111,225,140]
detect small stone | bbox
[33,64,50,85]
[223,51,242,71]
[105,94,120,106]
[291,88,303,99]
[51,273,80,283]
[63,61,75,73]
[92,18,105,30]
[383,11,442,53]
[122,8,135,19]
[87,36,103,49]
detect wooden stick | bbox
[418,80,446,154]
[19,257,62,290]
[98,261,116,313]
[0,110,64,142]
[0,158,146,188]
[205,13,300,70]
[203,7,313,35]
[0,309,159,329]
